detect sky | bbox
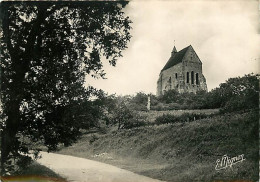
[86,0,260,95]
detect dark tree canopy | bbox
[0,1,131,173]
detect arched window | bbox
[186,72,189,83]
[175,73,178,79]
[169,77,172,89]
[196,73,199,85]
[191,71,194,84]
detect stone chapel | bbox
[157,45,207,96]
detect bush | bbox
[177,113,208,122]
[121,112,147,129]
[128,103,147,111]
[112,101,134,130]
[89,134,99,144]
[151,103,165,111]
[155,114,177,125]
[158,90,180,104]
[155,113,209,125]
[217,74,259,113]
[122,118,147,129]
[151,103,187,111]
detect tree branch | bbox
[1,6,15,59]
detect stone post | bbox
[147,95,151,111]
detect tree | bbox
[218,74,259,112]
[0,1,131,173]
[132,92,147,105]
[203,74,259,111]
[112,101,134,130]
[126,92,148,111]
[158,89,180,104]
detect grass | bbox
[58,109,258,182]
[138,108,219,122]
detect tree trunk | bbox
[0,4,46,173]
[1,100,20,173]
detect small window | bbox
[187,72,189,83]
[175,73,178,79]
[191,71,194,84]
[169,77,172,89]
[196,73,199,85]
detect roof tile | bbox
[161,45,190,72]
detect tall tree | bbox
[0,1,131,173]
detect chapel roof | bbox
[161,45,191,72]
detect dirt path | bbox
[37,152,163,182]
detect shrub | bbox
[177,113,208,122]
[112,101,134,130]
[131,92,148,105]
[151,103,165,111]
[155,113,209,125]
[218,74,259,113]
[89,134,99,144]
[155,114,177,125]
[122,112,147,129]
[122,119,147,129]
[128,103,147,111]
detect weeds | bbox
[89,134,99,144]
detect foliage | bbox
[217,74,259,112]
[117,94,147,111]
[98,93,117,113]
[155,112,209,125]
[114,92,160,112]
[0,1,131,173]
[111,101,134,130]
[131,92,148,105]
[154,114,176,125]
[155,74,259,112]
[158,89,180,104]
[99,93,148,129]
[157,90,208,109]
[127,102,147,111]
[121,112,147,129]
[130,92,160,110]
[89,134,99,144]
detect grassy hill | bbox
[58,109,258,182]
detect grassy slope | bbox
[59,110,258,182]
[138,109,219,122]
